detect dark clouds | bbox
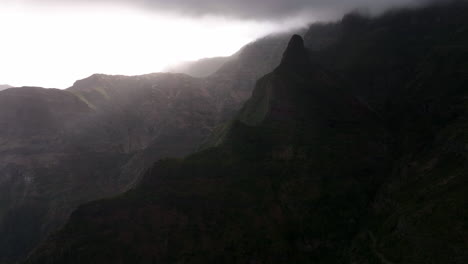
[16,0,436,20]
[138,0,429,19]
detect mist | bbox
[5,0,434,20]
[0,0,440,88]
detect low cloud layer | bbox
[10,0,437,20]
[139,0,430,19]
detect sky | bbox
[0,0,430,88]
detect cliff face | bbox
[356,45,468,264]
[205,33,294,120]
[25,2,468,263]
[0,75,216,263]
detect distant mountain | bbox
[26,2,468,264]
[165,32,299,80]
[0,76,215,263]
[205,33,294,119]
[165,57,232,78]
[0,85,12,91]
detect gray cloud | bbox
[141,0,431,19]
[12,0,437,20]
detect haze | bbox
[0,0,429,88]
[0,4,307,88]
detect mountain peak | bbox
[280,34,309,68]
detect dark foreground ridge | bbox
[26,2,468,263]
[280,34,310,68]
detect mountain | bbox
[0,85,12,91]
[0,31,298,263]
[166,32,296,81]
[204,33,294,120]
[25,2,468,263]
[27,34,389,263]
[0,74,229,263]
[0,75,216,263]
[165,57,232,78]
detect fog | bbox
[0,0,437,88]
[4,0,434,20]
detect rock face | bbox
[25,2,468,264]
[0,76,216,263]
[0,32,296,263]
[280,34,310,68]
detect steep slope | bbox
[0,32,302,263]
[205,33,294,119]
[307,3,468,263]
[0,87,109,263]
[304,2,468,111]
[0,74,218,263]
[167,32,298,119]
[350,45,468,264]
[26,35,389,264]
[67,73,215,154]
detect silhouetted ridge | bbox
[280,34,309,68]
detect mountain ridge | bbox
[0,31,299,264]
[25,33,390,264]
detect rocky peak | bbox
[279,34,310,69]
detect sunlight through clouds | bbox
[0,4,306,88]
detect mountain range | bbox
[1,1,468,263]
[0,33,292,264]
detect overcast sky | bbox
[0,0,431,88]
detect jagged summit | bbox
[279,34,310,69]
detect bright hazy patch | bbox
[0,4,306,88]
